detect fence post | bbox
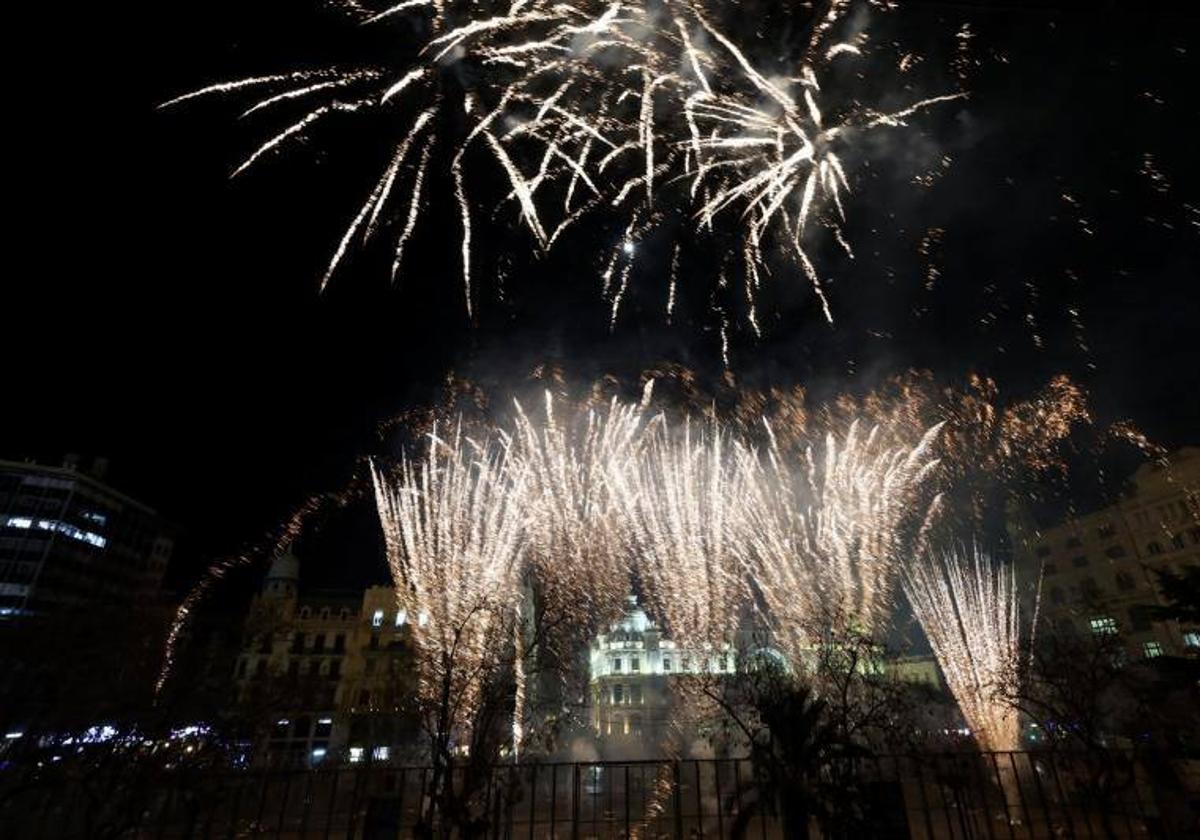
[571,763,581,840]
[529,764,538,840]
[673,762,684,840]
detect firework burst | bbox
[162,1,965,334]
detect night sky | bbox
[6,1,1197,589]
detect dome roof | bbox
[266,548,300,582]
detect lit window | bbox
[1183,632,1200,648]
[613,657,622,673]
[372,609,384,628]
[372,746,390,762]
[1089,616,1118,635]
[1143,642,1164,659]
[311,747,327,762]
[349,747,364,763]
[395,609,407,627]
[630,656,640,673]
[662,656,671,673]
[418,611,429,627]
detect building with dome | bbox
[588,596,737,756]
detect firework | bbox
[903,543,1021,752]
[620,415,758,649]
[162,1,965,333]
[371,422,529,749]
[742,419,945,651]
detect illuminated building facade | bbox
[0,456,174,616]
[232,551,417,767]
[588,596,735,753]
[1010,447,1200,659]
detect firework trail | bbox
[371,422,529,748]
[741,418,944,651]
[162,1,965,332]
[903,543,1021,752]
[508,391,648,703]
[619,415,758,649]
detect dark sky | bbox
[5,1,1197,587]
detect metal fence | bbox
[0,751,1173,838]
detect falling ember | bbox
[903,544,1021,753]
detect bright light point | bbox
[349,746,364,763]
[622,240,635,255]
[4,732,23,740]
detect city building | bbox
[1010,447,1200,659]
[0,456,174,616]
[586,596,945,758]
[231,550,417,767]
[588,596,736,753]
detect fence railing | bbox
[0,750,1171,838]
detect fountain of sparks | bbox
[903,543,1022,753]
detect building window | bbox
[1071,555,1088,568]
[631,685,643,705]
[1189,527,1200,546]
[320,608,330,620]
[254,659,267,677]
[612,657,622,673]
[288,660,300,678]
[1183,632,1200,648]
[328,660,341,680]
[1147,542,1163,556]
[313,634,326,652]
[630,656,640,673]
[372,746,390,762]
[1098,523,1116,539]
[315,718,333,737]
[333,634,345,653]
[358,689,371,706]
[300,607,311,619]
[662,656,671,673]
[1105,545,1127,560]
[396,609,407,627]
[339,608,350,620]
[349,747,364,763]
[291,633,306,653]
[1171,533,1185,551]
[1080,577,1100,599]
[1143,641,1164,659]
[1115,572,1136,592]
[613,685,624,705]
[372,609,384,628]
[1089,616,1118,635]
